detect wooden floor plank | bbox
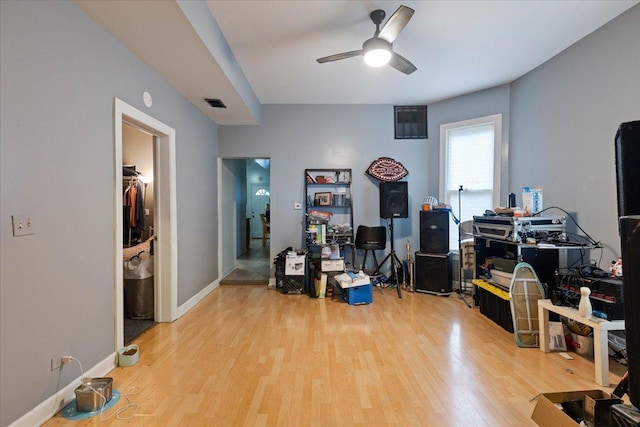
[43,285,625,426]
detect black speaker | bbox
[419,210,449,253]
[620,216,640,409]
[379,181,408,218]
[615,121,640,217]
[414,251,452,294]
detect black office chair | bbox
[354,225,386,275]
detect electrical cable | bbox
[65,357,107,417]
[534,206,600,246]
[63,356,141,421]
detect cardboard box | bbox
[321,258,344,272]
[493,258,517,273]
[285,253,306,275]
[531,390,611,427]
[334,271,370,289]
[491,269,513,288]
[584,393,622,427]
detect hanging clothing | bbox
[134,182,144,235]
[123,181,145,243]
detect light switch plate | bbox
[294,203,302,210]
[12,214,35,237]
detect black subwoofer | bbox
[414,251,452,294]
[619,216,640,408]
[379,181,408,218]
[419,210,449,253]
[615,120,640,217]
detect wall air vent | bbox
[205,98,226,108]
[394,105,427,139]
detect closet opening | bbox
[122,123,156,344]
[114,98,177,353]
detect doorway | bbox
[122,123,155,344]
[219,158,270,285]
[114,98,177,352]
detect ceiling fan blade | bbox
[316,50,363,63]
[378,5,414,43]
[388,52,417,75]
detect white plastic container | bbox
[118,344,139,367]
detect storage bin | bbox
[341,283,372,305]
[568,332,594,358]
[476,284,514,332]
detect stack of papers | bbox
[334,271,370,289]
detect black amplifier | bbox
[555,271,624,320]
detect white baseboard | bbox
[12,280,220,427]
[9,353,117,427]
[176,279,219,318]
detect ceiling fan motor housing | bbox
[363,37,391,52]
[363,37,392,67]
[370,9,386,27]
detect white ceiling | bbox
[76,0,638,125]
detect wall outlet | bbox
[12,214,35,237]
[51,355,62,371]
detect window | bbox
[255,189,270,196]
[439,114,503,250]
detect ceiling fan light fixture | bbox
[363,38,391,67]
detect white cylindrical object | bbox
[578,287,593,318]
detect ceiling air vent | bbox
[205,98,226,108]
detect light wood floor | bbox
[44,286,624,426]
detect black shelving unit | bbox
[304,168,354,265]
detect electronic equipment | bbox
[419,210,449,253]
[555,269,624,320]
[379,181,408,218]
[415,251,452,294]
[472,215,566,243]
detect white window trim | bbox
[438,114,503,209]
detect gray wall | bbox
[0,2,218,425]
[510,4,640,263]
[219,91,510,267]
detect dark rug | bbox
[124,318,155,344]
[220,267,269,285]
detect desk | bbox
[538,299,625,386]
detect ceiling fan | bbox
[316,5,417,75]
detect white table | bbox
[538,299,625,386]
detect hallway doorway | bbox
[220,158,270,285]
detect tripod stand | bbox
[455,185,472,308]
[378,217,403,298]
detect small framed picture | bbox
[314,192,332,206]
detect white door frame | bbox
[114,98,178,351]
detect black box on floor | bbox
[475,282,514,333]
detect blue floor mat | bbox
[62,389,121,420]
